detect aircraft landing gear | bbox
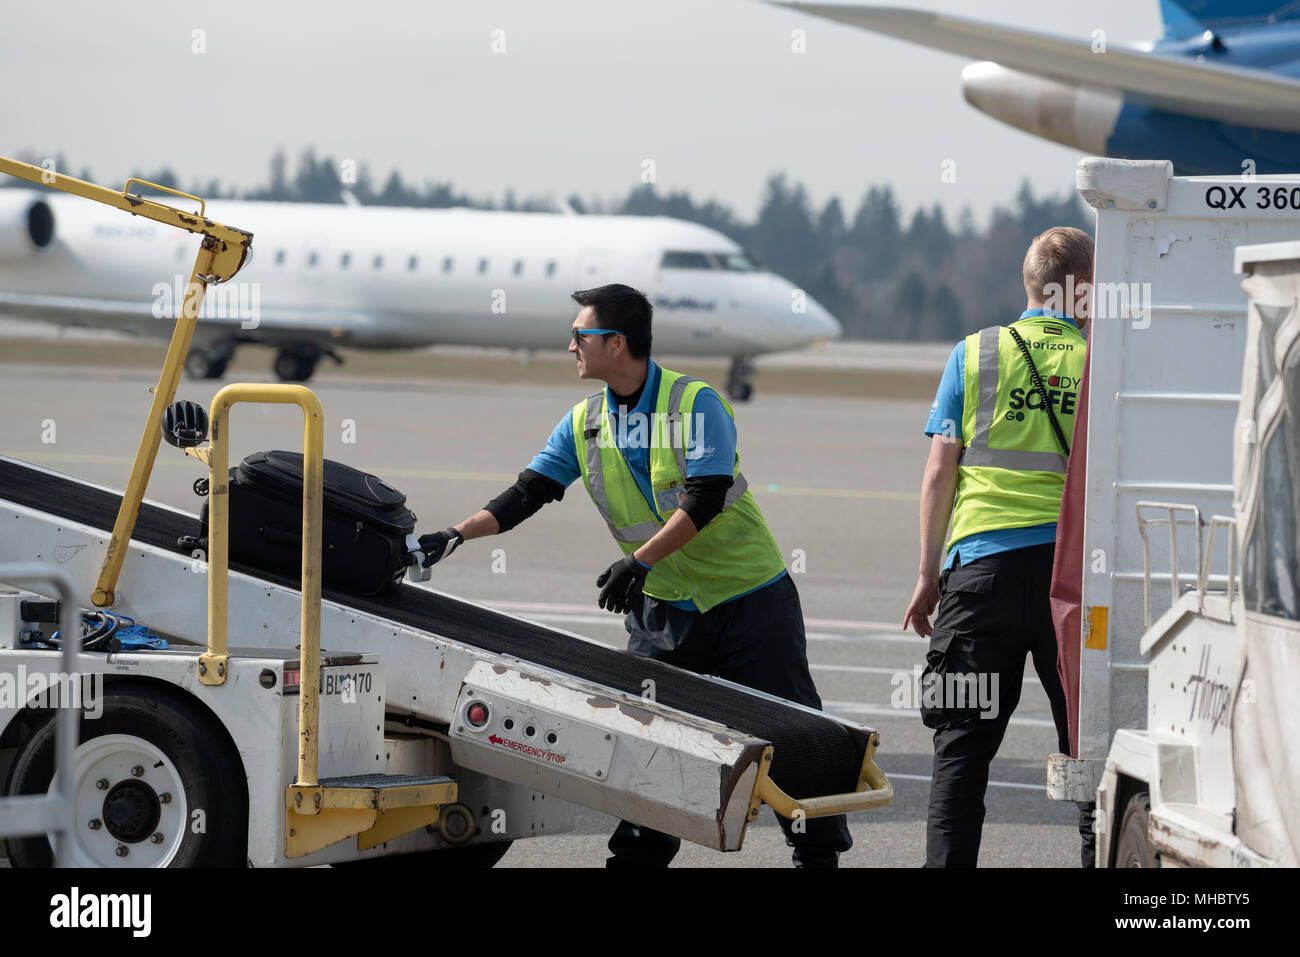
[184,341,236,380]
[726,356,755,402]
[273,346,318,382]
[273,345,341,383]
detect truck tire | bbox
[3,682,247,867]
[1115,792,1160,868]
[334,841,513,869]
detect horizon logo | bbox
[49,887,151,937]
[655,296,717,312]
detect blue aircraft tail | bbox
[1161,0,1300,37]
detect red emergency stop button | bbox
[467,702,489,727]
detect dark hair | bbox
[571,284,653,358]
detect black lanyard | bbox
[1007,327,1071,456]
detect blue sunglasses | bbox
[571,327,623,346]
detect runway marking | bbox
[884,772,1045,792]
[812,663,1041,687]
[822,701,1057,728]
[806,616,913,631]
[754,485,918,501]
[808,630,930,646]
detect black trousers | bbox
[608,573,853,867]
[922,543,1088,867]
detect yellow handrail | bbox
[747,732,893,823]
[197,385,324,790]
[0,155,254,609]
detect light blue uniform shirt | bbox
[924,310,1078,570]
[528,361,785,610]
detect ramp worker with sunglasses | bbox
[904,227,1097,868]
[414,283,850,868]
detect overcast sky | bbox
[2,0,1162,224]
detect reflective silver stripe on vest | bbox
[969,325,1001,451]
[583,391,661,543]
[959,324,1068,474]
[960,446,1066,474]
[666,375,749,507]
[667,375,700,479]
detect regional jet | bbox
[0,191,841,400]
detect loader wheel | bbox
[1115,792,1160,868]
[3,682,247,868]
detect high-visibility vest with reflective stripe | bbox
[572,367,786,612]
[947,316,1087,552]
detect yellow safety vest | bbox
[572,367,786,612]
[948,316,1087,552]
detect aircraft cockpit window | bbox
[660,251,714,270]
[714,252,757,272]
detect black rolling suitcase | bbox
[184,450,417,595]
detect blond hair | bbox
[1023,227,1094,302]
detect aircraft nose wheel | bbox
[726,356,755,402]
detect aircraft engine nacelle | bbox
[0,191,56,260]
[960,62,1123,156]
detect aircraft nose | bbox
[807,298,842,340]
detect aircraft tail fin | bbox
[1161,1,1300,34]
[1158,0,1209,40]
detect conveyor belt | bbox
[0,458,866,800]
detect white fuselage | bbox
[0,191,841,357]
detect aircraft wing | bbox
[773,3,1300,133]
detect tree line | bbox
[8,148,1091,341]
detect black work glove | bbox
[596,555,651,614]
[414,528,464,568]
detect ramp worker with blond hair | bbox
[903,226,1095,867]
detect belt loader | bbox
[0,156,891,867]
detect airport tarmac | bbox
[0,352,1083,868]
